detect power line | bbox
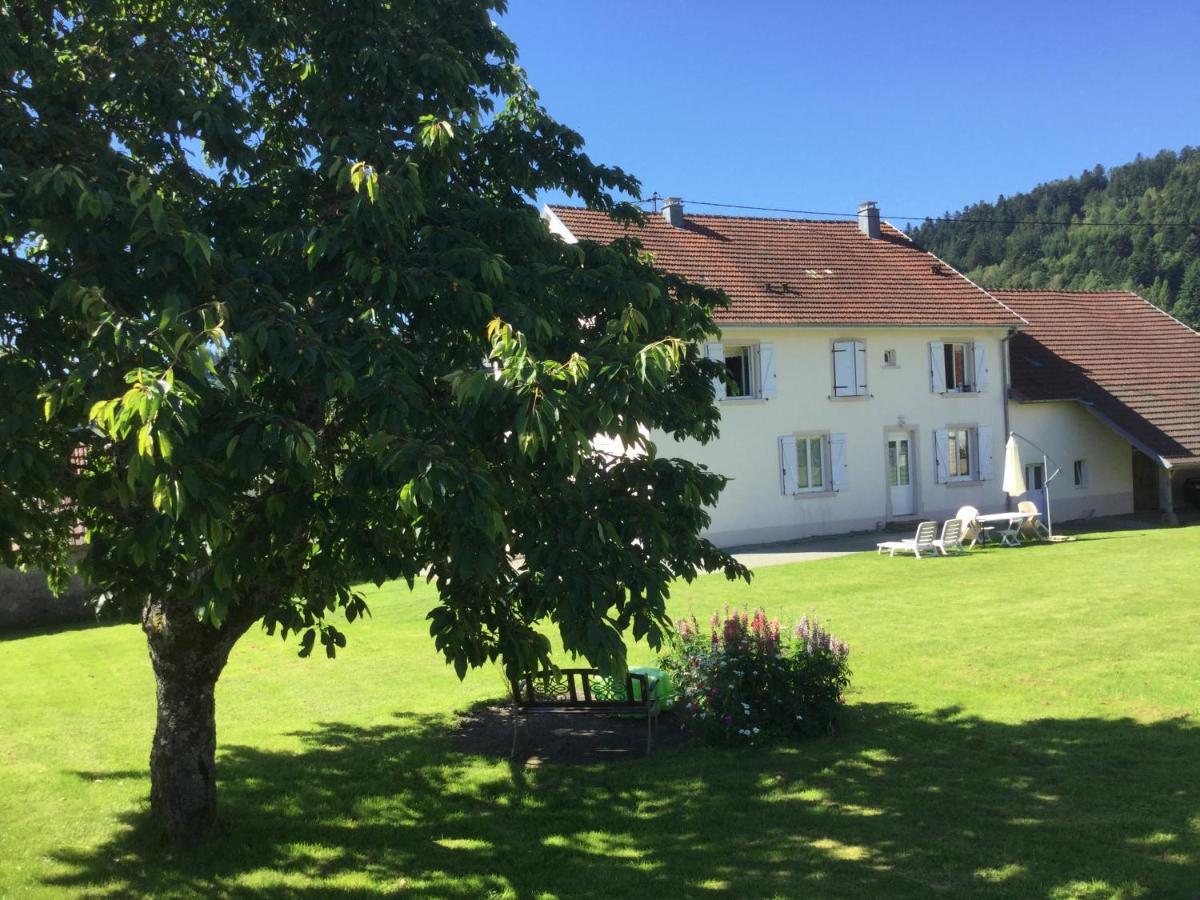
[642,194,1200,229]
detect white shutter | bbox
[832,341,854,397]
[830,433,848,490]
[759,342,777,399]
[934,428,950,483]
[705,341,726,400]
[977,426,994,480]
[972,341,988,393]
[930,342,946,394]
[779,436,799,495]
[855,341,868,395]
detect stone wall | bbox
[0,565,94,631]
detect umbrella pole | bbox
[1043,453,1053,538]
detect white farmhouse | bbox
[545,200,1200,547]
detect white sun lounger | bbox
[877,520,938,558]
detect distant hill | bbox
[908,148,1200,326]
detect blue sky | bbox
[500,0,1200,223]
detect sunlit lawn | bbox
[2,521,1198,897]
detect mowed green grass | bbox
[2,523,1199,898]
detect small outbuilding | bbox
[1000,289,1200,523]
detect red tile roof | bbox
[998,290,1200,467]
[547,206,1024,327]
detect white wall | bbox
[1008,400,1134,521]
[656,325,1013,547]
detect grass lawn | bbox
[2,522,1199,898]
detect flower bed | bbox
[659,607,851,743]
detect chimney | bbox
[662,196,684,227]
[858,200,880,239]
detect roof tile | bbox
[998,290,1200,466]
[548,206,1024,328]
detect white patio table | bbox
[975,511,1037,547]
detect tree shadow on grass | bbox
[47,704,1200,898]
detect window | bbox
[795,435,824,491]
[705,341,776,400]
[832,340,867,397]
[934,425,993,483]
[883,349,897,367]
[930,341,987,394]
[887,438,911,487]
[1025,463,1044,492]
[944,343,971,391]
[947,428,972,479]
[1074,459,1088,488]
[779,433,847,495]
[724,345,756,398]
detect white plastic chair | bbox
[877,521,939,558]
[956,505,992,548]
[1017,500,1051,541]
[933,518,965,556]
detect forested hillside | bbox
[908,147,1200,326]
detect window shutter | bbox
[977,426,993,480]
[929,342,946,393]
[972,341,988,393]
[832,341,854,396]
[830,433,849,490]
[779,436,799,495]
[759,343,777,399]
[855,341,868,395]
[933,428,950,483]
[705,341,726,400]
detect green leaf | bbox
[157,430,174,462]
[137,424,155,460]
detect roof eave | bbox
[716,320,1024,330]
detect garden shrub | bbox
[660,607,851,743]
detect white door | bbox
[886,432,914,516]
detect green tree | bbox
[1173,258,1200,325]
[1,1,746,842]
[910,146,1200,312]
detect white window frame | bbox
[930,340,989,394]
[794,434,827,493]
[780,432,834,495]
[944,342,973,393]
[883,349,898,367]
[1074,459,1088,489]
[934,425,992,484]
[946,427,973,481]
[831,339,868,398]
[723,343,758,399]
[706,340,776,401]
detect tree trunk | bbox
[142,596,258,843]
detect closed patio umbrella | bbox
[1001,435,1026,497]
